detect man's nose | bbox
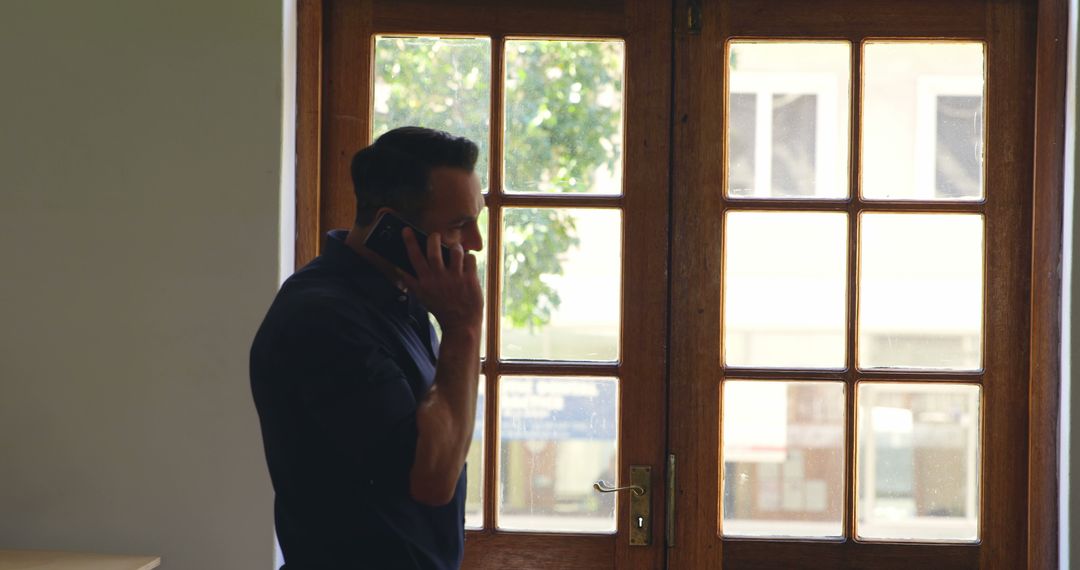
[464,225,484,252]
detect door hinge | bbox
[666,453,676,547]
[687,0,702,35]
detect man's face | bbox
[416,166,486,252]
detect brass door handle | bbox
[594,466,652,546]
[593,479,646,497]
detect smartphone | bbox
[363,211,454,277]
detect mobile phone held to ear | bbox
[363,211,454,277]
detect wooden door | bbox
[299,0,671,567]
[668,0,1037,568]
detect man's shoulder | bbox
[254,270,382,349]
[272,259,369,316]
[250,291,393,388]
[267,282,381,338]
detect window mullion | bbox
[482,34,506,533]
[843,38,863,542]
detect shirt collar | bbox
[322,229,424,318]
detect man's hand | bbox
[399,226,483,506]
[400,227,484,333]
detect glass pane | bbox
[724,211,848,368]
[497,376,618,532]
[772,94,818,197]
[504,40,625,194]
[722,381,845,538]
[858,214,983,370]
[500,208,621,361]
[373,36,492,190]
[465,380,485,529]
[856,382,980,542]
[862,42,985,201]
[728,93,757,195]
[727,41,851,199]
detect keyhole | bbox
[636,515,645,529]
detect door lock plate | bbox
[629,465,651,546]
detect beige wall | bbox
[0,1,283,568]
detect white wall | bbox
[0,1,283,568]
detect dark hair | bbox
[350,126,479,226]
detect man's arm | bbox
[400,228,484,506]
[409,325,481,505]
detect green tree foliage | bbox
[372,38,492,188]
[373,37,623,330]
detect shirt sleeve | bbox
[290,304,420,465]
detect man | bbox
[250,126,485,569]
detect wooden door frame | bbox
[294,0,1070,567]
[292,0,671,568]
[295,0,322,268]
[1029,0,1070,567]
[664,0,1067,567]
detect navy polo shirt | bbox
[250,230,466,570]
